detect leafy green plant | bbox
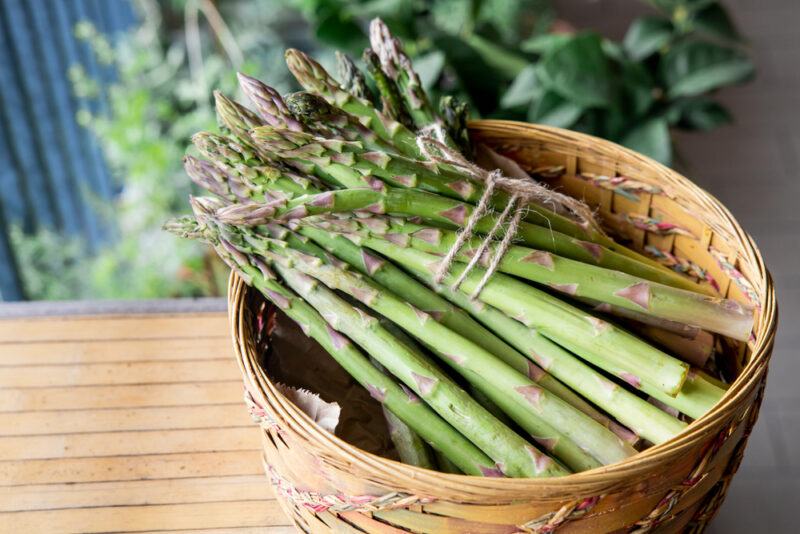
[291,0,753,164]
[15,0,314,300]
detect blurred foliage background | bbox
[2,0,753,300]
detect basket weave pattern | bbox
[228,121,777,533]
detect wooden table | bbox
[0,308,293,533]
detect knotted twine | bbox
[415,135,599,298]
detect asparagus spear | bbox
[213,91,262,144]
[383,406,436,469]
[440,95,472,156]
[286,223,636,441]
[237,72,305,132]
[166,207,506,477]
[247,124,608,247]
[363,48,414,128]
[284,92,400,154]
[217,170,701,293]
[335,51,373,103]
[320,215,753,341]
[368,18,445,137]
[259,236,635,469]
[281,52,708,284]
[360,239,725,417]
[192,132,320,199]
[372,250,689,443]
[268,255,565,477]
[352,240,689,396]
[285,48,420,156]
[371,358,436,469]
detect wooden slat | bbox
[0,314,229,343]
[0,337,234,365]
[0,311,290,531]
[0,500,290,533]
[0,381,242,412]
[0,476,273,512]
[0,427,259,460]
[0,359,240,387]
[0,404,251,436]
[0,450,264,486]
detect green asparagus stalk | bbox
[439,95,472,156]
[374,315,518,430]
[267,256,566,478]
[248,126,695,293]
[167,207,503,477]
[363,48,414,128]
[276,223,629,440]
[284,92,400,154]
[434,450,463,474]
[248,124,606,247]
[213,91,262,144]
[260,237,636,469]
[218,172,701,293]
[192,132,320,199]
[320,216,753,341]
[368,19,445,137]
[237,72,305,132]
[286,223,636,442]
[285,48,420,157]
[376,251,688,444]
[644,370,725,419]
[336,51,373,103]
[360,239,725,417]
[371,358,436,469]
[383,406,437,469]
[183,155,250,203]
[353,240,689,397]
[281,51,707,283]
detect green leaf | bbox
[478,0,556,46]
[623,17,674,60]
[313,11,365,52]
[431,0,475,35]
[672,98,732,130]
[661,39,754,98]
[692,3,742,42]
[463,33,530,79]
[528,91,584,128]
[643,0,715,16]
[500,64,538,109]
[413,51,446,90]
[620,60,655,117]
[521,33,571,55]
[621,117,672,164]
[540,33,614,108]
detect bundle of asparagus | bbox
[167,19,753,477]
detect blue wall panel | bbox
[0,0,135,300]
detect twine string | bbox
[433,172,497,284]
[416,136,600,232]
[472,197,526,298]
[418,134,597,297]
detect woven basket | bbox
[228,120,777,533]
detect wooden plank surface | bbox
[0,312,292,533]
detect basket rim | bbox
[227,119,778,493]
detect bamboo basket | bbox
[228,120,777,533]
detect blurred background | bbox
[0,0,759,302]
